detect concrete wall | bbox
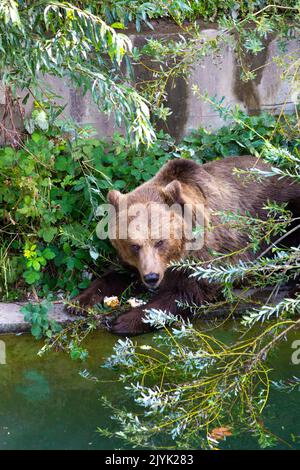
[1,23,299,142]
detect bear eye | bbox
[131,244,141,254]
[155,240,164,249]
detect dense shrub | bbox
[79,1,300,28]
[0,111,298,301]
[0,126,172,299]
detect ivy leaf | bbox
[54,156,72,172]
[31,324,42,339]
[42,247,56,260]
[31,132,42,143]
[38,226,58,243]
[32,260,41,271]
[23,270,41,284]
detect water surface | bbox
[0,325,299,450]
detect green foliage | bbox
[1,1,298,147]
[178,111,300,161]
[38,310,100,360]
[171,102,300,331]
[99,311,297,449]
[243,295,300,326]
[272,376,300,393]
[1,109,299,300]
[0,0,155,146]
[21,299,62,340]
[0,122,173,299]
[69,345,89,361]
[1,0,299,452]
[173,250,298,288]
[0,109,299,300]
[23,243,56,285]
[97,102,300,450]
[88,1,300,26]
[132,3,300,120]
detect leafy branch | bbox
[0,0,155,145]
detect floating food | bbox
[103,296,120,308]
[127,298,147,308]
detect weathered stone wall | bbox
[1,22,299,142]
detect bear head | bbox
[107,181,204,289]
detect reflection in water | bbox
[16,371,50,402]
[0,327,299,450]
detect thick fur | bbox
[69,156,300,335]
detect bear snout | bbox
[143,272,160,289]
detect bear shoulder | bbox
[154,158,204,185]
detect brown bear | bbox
[68,156,300,335]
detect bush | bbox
[0,111,298,300]
[0,125,172,300]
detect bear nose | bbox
[143,272,159,286]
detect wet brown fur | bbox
[68,156,300,335]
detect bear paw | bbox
[65,292,103,316]
[110,309,152,336]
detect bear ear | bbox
[161,180,185,206]
[107,190,123,208]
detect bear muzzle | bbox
[143,272,160,289]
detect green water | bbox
[0,326,300,450]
